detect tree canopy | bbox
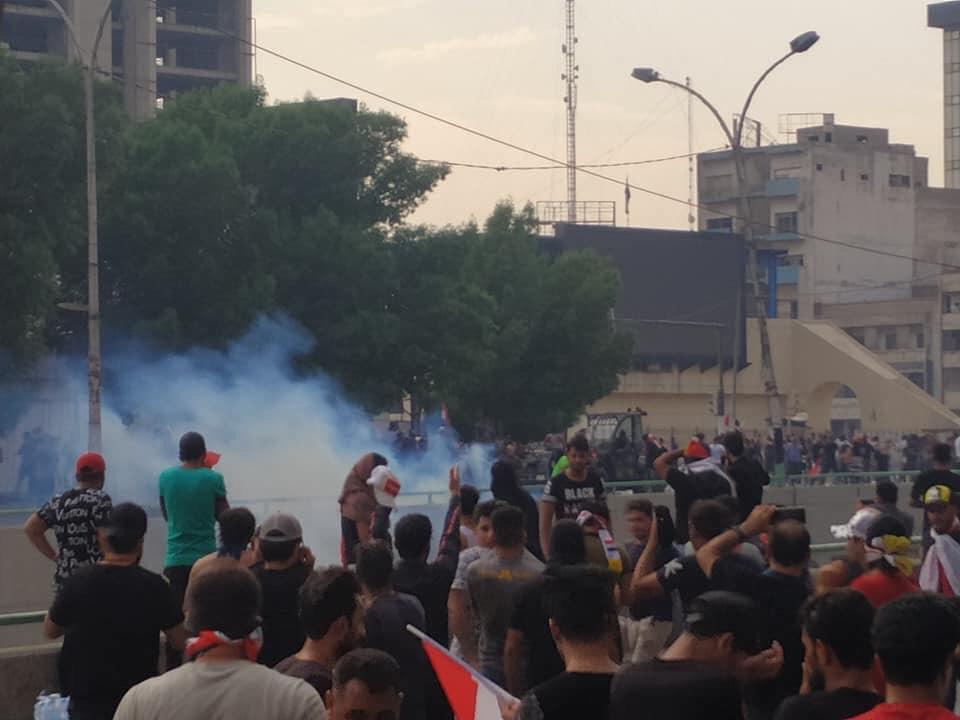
[1,57,632,440]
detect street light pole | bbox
[631,32,818,453]
[45,0,114,452]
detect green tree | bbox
[0,55,126,363]
[450,202,633,439]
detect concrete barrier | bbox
[0,643,60,720]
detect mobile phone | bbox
[772,506,806,524]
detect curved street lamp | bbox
[631,31,820,446]
[45,0,114,452]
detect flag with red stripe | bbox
[407,625,512,720]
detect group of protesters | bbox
[21,425,960,720]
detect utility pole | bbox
[45,0,113,452]
[686,76,695,231]
[562,0,578,222]
[632,31,819,455]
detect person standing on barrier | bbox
[159,431,229,668]
[24,451,113,592]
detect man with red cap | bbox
[653,437,735,544]
[24,451,113,591]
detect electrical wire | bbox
[415,148,724,172]
[138,4,960,272]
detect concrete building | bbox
[699,118,928,321]
[0,0,253,119]
[930,1,960,188]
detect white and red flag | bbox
[406,625,515,720]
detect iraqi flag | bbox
[407,625,514,720]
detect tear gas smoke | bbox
[2,316,494,563]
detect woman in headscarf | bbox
[490,460,543,561]
[338,452,388,566]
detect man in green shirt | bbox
[159,431,229,667]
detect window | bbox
[945,330,960,351]
[706,217,733,232]
[816,163,824,171]
[840,169,846,181]
[808,135,819,142]
[825,132,833,143]
[946,293,960,314]
[884,332,897,350]
[856,135,869,143]
[774,211,798,234]
[905,373,925,390]
[889,174,911,188]
[917,331,925,349]
[789,301,799,319]
[860,173,870,181]
[848,328,866,345]
[778,254,804,267]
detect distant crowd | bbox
[21,429,960,719]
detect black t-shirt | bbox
[711,562,810,717]
[727,457,769,521]
[520,672,614,720]
[252,562,312,667]
[656,552,760,612]
[542,470,606,520]
[365,592,430,720]
[773,688,881,720]
[509,574,565,689]
[274,655,333,697]
[49,563,182,717]
[610,660,743,720]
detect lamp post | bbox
[631,31,819,454]
[45,0,114,452]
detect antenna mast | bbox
[562,0,578,222]
[687,76,695,230]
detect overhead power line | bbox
[415,148,723,172]
[143,7,960,273]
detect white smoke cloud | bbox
[3,316,493,563]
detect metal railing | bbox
[0,611,45,627]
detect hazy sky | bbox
[253,0,943,229]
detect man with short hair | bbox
[45,503,185,720]
[159,431,228,668]
[912,443,960,549]
[357,540,428,720]
[723,431,770,521]
[448,499,507,665]
[874,479,915,538]
[538,435,606,559]
[512,567,618,720]
[850,593,960,720]
[919,485,960,596]
[631,499,751,613]
[459,485,481,549]
[325,648,404,720]
[275,567,364,696]
[251,511,315,667]
[697,506,812,720]
[25,451,113,591]
[610,591,783,720]
[467,505,544,685]
[114,566,325,720]
[185,507,257,604]
[392,467,461,645]
[773,589,880,720]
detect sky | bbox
[253,0,944,230]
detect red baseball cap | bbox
[75,452,106,475]
[684,440,710,461]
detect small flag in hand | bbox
[407,625,512,720]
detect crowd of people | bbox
[21,427,960,720]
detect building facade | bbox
[1,0,253,119]
[930,1,960,188]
